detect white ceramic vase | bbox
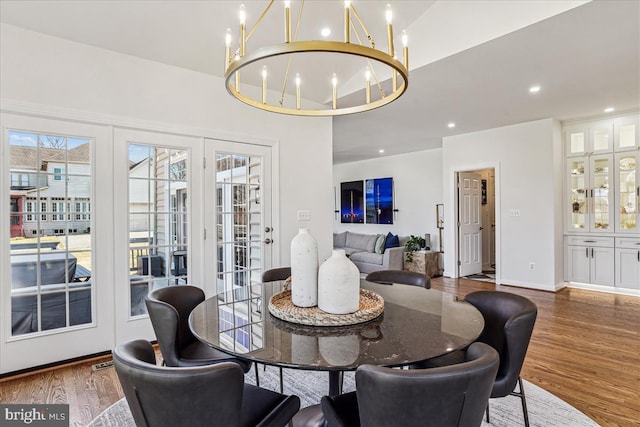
[318,249,360,314]
[290,228,319,307]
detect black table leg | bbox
[328,371,341,397]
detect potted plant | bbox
[404,235,425,263]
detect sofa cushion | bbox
[384,232,399,249]
[374,234,386,254]
[345,232,377,253]
[333,232,347,248]
[344,248,364,256]
[349,251,384,266]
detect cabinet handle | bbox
[584,240,597,243]
[591,248,594,258]
[637,251,639,262]
[586,247,589,258]
[590,189,593,198]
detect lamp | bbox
[224,0,409,116]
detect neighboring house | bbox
[9,143,91,238]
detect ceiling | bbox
[1,1,639,164]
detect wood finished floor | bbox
[0,277,638,427]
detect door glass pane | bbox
[592,158,610,230]
[128,144,189,316]
[215,153,262,297]
[619,155,637,230]
[593,129,610,151]
[8,131,93,336]
[215,152,263,353]
[619,125,636,149]
[570,132,585,154]
[569,160,586,229]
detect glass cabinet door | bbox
[590,155,613,231]
[568,158,587,230]
[614,115,639,151]
[616,152,638,232]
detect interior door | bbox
[1,114,113,374]
[458,172,482,277]
[203,139,273,298]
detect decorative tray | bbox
[268,289,384,327]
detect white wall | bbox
[442,118,564,292]
[0,23,334,263]
[333,149,443,250]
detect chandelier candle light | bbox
[224,0,410,116]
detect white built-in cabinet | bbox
[564,113,640,293]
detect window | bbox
[54,167,64,181]
[8,130,93,336]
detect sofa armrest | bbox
[382,246,406,270]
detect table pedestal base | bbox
[292,405,326,427]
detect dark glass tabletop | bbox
[189,280,484,373]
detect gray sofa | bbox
[333,231,408,274]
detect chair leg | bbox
[279,367,284,394]
[512,376,530,427]
[255,363,260,387]
[485,402,490,424]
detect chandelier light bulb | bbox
[239,4,246,25]
[331,73,338,87]
[402,30,408,47]
[262,66,268,80]
[365,68,371,81]
[344,0,351,8]
[386,4,392,24]
[225,28,232,47]
[295,73,301,87]
[284,0,290,8]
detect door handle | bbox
[265,227,272,232]
[591,248,594,258]
[585,248,589,258]
[479,227,484,230]
[264,238,273,244]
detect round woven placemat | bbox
[268,289,384,326]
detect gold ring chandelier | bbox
[224,1,409,116]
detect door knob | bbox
[265,227,272,232]
[264,238,273,244]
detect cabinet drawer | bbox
[566,236,614,247]
[616,238,640,249]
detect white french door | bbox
[458,172,483,277]
[113,129,203,344]
[203,139,273,298]
[1,114,114,373]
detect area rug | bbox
[89,366,599,427]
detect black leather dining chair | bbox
[410,290,537,427]
[320,342,499,427]
[260,267,291,392]
[145,285,251,372]
[464,291,538,427]
[365,269,431,288]
[113,339,301,427]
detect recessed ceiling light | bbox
[447,122,456,128]
[321,27,331,37]
[604,107,615,113]
[379,149,385,153]
[529,85,541,93]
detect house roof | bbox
[10,144,90,170]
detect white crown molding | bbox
[0,98,279,148]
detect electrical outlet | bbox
[297,210,311,221]
[529,262,535,270]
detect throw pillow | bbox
[333,232,347,248]
[375,234,386,254]
[384,232,399,249]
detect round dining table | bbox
[189,279,484,398]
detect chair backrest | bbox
[262,267,292,282]
[464,290,537,398]
[354,342,499,427]
[112,339,245,427]
[365,270,431,288]
[145,285,205,367]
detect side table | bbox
[404,250,442,277]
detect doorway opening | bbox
[457,168,496,283]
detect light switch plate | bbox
[297,210,311,221]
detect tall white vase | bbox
[290,228,319,307]
[318,249,360,314]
